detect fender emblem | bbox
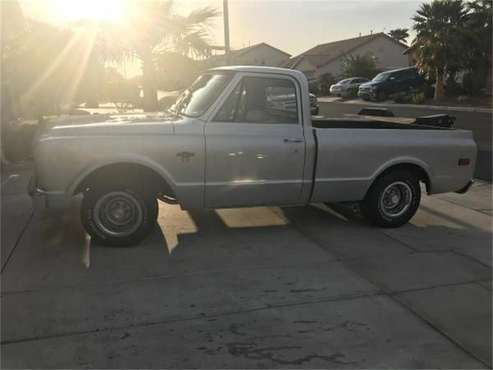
[177,151,195,162]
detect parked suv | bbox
[358,67,424,101]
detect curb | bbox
[318,97,493,114]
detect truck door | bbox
[204,74,306,208]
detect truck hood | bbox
[41,112,181,138]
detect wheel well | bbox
[73,163,175,198]
[372,163,431,194]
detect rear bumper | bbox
[455,180,474,194]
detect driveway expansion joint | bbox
[1,291,385,346]
[392,292,491,368]
[451,249,492,269]
[0,258,340,296]
[1,210,34,274]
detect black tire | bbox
[361,170,421,228]
[81,184,158,246]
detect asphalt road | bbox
[1,166,492,368]
[319,100,492,181]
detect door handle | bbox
[283,138,303,143]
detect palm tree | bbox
[69,20,128,108]
[463,0,492,94]
[387,28,409,44]
[116,1,218,111]
[412,0,468,100]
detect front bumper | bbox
[311,104,319,115]
[28,176,68,211]
[358,90,375,100]
[28,175,42,197]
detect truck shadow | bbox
[160,200,491,269]
[31,197,490,283]
[279,202,491,266]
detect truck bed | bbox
[312,116,452,130]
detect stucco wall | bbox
[317,36,410,79]
[292,58,318,84]
[233,45,290,67]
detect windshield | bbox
[170,72,233,117]
[372,72,390,82]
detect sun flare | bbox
[53,0,125,22]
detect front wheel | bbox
[81,185,158,246]
[360,171,421,228]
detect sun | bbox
[53,0,125,22]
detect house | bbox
[283,33,411,84]
[206,42,291,67]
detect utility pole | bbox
[223,0,231,65]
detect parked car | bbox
[266,92,319,115]
[330,77,369,97]
[358,67,425,101]
[30,66,476,246]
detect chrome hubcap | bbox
[94,192,143,237]
[379,181,413,218]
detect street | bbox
[1,164,491,368]
[318,100,492,181]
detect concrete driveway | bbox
[1,165,491,368]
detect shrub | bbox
[462,71,486,96]
[341,53,379,79]
[319,73,337,95]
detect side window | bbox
[213,81,244,122]
[395,71,411,82]
[407,69,419,80]
[214,76,299,124]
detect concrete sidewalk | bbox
[1,167,491,368]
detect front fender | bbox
[67,154,177,197]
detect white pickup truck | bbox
[30,66,476,246]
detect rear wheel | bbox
[81,184,158,246]
[361,171,421,228]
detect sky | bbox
[19,0,423,76]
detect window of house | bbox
[213,76,299,124]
